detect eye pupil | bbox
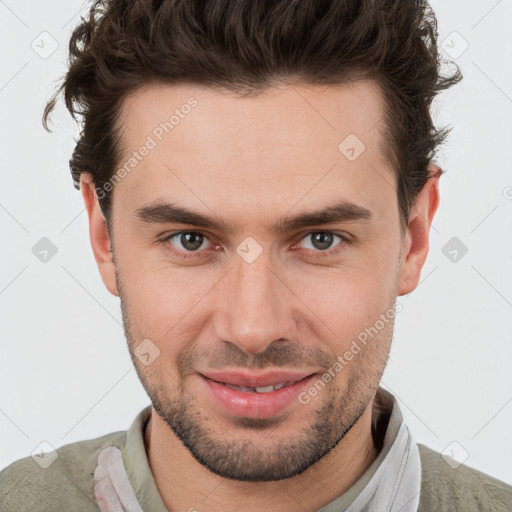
[180,232,203,251]
[311,232,333,250]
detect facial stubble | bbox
[114,262,394,482]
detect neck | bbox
[144,404,379,512]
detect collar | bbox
[318,387,422,511]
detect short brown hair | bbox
[43,0,462,233]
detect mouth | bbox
[198,371,319,419]
[208,376,311,393]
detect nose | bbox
[213,250,297,354]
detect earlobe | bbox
[397,165,441,296]
[80,174,119,297]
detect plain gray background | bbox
[1,0,511,484]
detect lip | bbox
[198,371,318,419]
[199,369,318,388]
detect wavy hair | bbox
[43,0,463,232]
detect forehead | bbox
[112,80,395,230]
[118,79,387,159]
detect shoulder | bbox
[417,443,512,512]
[0,430,126,512]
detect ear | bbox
[397,164,441,296]
[80,174,119,297]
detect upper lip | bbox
[199,369,319,388]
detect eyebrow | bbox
[134,199,372,235]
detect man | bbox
[1,0,510,510]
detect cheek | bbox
[119,257,216,346]
[293,252,399,351]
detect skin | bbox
[81,80,440,512]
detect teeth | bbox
[254,385,275,393]
[225,384,253,392]
[223,380,298,393]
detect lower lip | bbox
[199,374,317,419]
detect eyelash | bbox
[158,230,351,261]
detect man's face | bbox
[107,80,404,481]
